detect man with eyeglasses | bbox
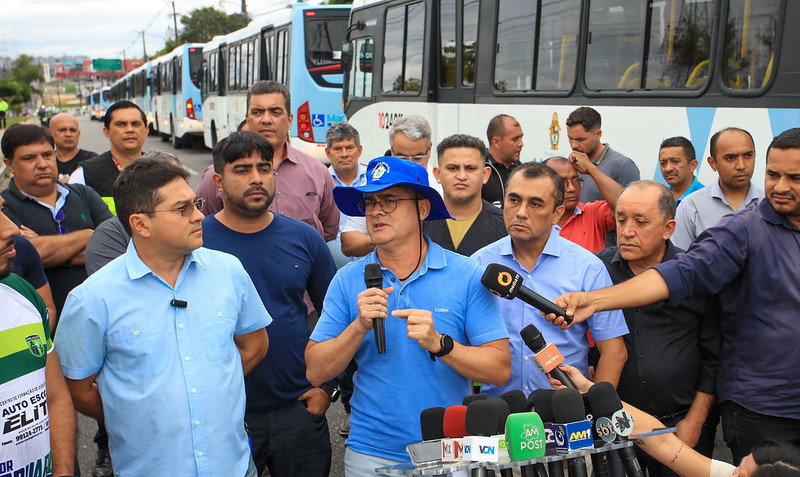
[340,115,442,258]
[56,156,271,477]
[543,155,622,253]
[202,131,337,476]
[306,156,510,475]
[1,123,112,315]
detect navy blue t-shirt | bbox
[201,213,337,411]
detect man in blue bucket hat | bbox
[306,156,511,475]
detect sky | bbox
[0,0,305,60]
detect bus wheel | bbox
[171,120,184,149]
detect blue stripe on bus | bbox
[768,109,800,139]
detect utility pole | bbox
[241,0,248,27]
[172,1,179,46]
[122,50,128,74]
[141,31,148,60]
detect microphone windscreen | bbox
[500,389,527,414]
[443,405,469,438]
[465,400,498,436]
[520,324,546,352]
[420,407,446,441]
[462,393,489,406]
[488,397,510,434]
[364,263,382,288]
[529,389,556,422]
[586,381,623,418]
[552,388,586,424]
[480,263,519,299]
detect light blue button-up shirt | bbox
[472,232,628,396]
[328,164,368,267]
[57,242,271,477]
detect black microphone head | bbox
[552,388,586,424]
[487,397,510,434]
[364,263,383,288]
[528,388,556,422]
[462,393,489,406]
[465,399,499,436]
[480,263,523,300]
[500,389,527,414]
[586,381,623,418]
[420,407,446,441]
[520,324,546,353]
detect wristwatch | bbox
[319,383,341,402]
[430,334,454,361]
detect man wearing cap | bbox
[305,156,511,475]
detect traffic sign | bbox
[92,59,122,71]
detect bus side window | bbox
[722,0,780,91]
[383,2,424,93]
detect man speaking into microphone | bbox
[306,156,510,476]
[472,162,628,396]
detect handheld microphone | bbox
[528,389,564,477]
[504,391,547,477]
[420,407,447,441]
[364,263,386,354]
[582,394,611,477]
[463,399,510,464]
[587,382,644,477]
[409,407,463,465]
[480,263,572,324]
[443,405,469,438]
[499,389,527,414]
[552,388,592,477]
[520,324,577,390]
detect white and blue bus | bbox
[126,62,154,132]
[89,87,112,120]
[151,43,204,148]
[343,0,800,187]
[201,3,350,159]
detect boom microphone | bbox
[364,263,386,354]
[520,324,577,390]
[480,263,572,324]
[587,382,644,477]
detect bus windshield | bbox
[189,47,203,90]
[304,13,347,67]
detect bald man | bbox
[50,113,98,182]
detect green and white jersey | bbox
[0,273,53,477]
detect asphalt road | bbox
[4,114,732,476]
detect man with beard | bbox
[549,127,800,464]
[566,107,639,202]
[202,131,338,477]
[0,195,76,477]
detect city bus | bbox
[151,43,204,148]
[89,86,112,120]
[126,62,154,132]
[342,0,800,186]
[201,3,349,159]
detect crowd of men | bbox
[1,90,798,477]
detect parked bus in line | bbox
[89,87,112,120]
[201,3,349,159]
[150,43,204,149]
[343,0,800,187]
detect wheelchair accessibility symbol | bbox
[312,114,325,128]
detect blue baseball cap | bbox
[333,156,453,220]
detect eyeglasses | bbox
[150,198,205,217]
[565,177,584,187]
[393,154,428,162]
[54,209,68,235]
[357,196,417,214]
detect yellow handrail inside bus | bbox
[685,59,709,88]
[618,62,640,88]
[762,54,774,88]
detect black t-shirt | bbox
[57,148,98,177]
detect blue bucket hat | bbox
[333,156,452,221]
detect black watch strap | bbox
[430,334,454,361]
[319,383,340,402]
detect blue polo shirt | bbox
[56,242,271,477]
[675,175,705,206]
[471,232,628,396]
[655,199,800,419]
[310,238,508,461]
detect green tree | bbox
[10,55,43,89]
[179,7,244,44]
[0,79,31,108]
